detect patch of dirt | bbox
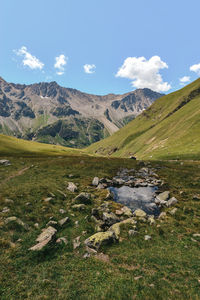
[1,167,30,184]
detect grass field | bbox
[0,153,200,299]
[87,78,200,160]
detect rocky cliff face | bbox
[0,77,163,148]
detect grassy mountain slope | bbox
[87,78,200,160]
[0,134,82,156]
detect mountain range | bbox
[0,77,163,148]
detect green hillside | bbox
[87,78,200,160]
[0,134,83,156]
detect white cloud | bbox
[115,56,171,92]
[190,63,200,76]
[179,76,190,85]
[54,54,67,75]
[83,64,96,74]
[14,46,44,70]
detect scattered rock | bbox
[84,231,117,250]
[67,182,78,193]
[44,197,53,203]
[58,217,69,226]
[56,237,68,245]
[73,192,91,204]
[1,207,10,213]
[102,212,119,226]
[158,212,167,220]
[29,226,57,251]
[0,159,11,166]
[73,236,81,249]
[4,216,29,230]
[144,235,151,241]
[155,191,170,204]
[121,206,133,217]
[92,177,99,186]
[72,204,86,211]
[134,209,147,218]
[169,208,177,215]
[166,197,178,207]
[46,220,58,227]
[128,230,138,236]
[59,209,66,214]
[4,198,14,204]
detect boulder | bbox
[29,226,57,251]
[67,182,78,193]
[73,192,91,204]
[134,209,147,218]
[84,231,117,250]
[166,197,178,207]
[92,177,99,186]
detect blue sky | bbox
[1,0,200,95]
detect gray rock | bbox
[4,198,14,204]
[134,209,147,218]
[67,182,78,193]
[92,177,99,186]
[73,192,91,204]
[128,230,138,236]
[144,235,151,241]
[73,236,81,249]
[72,204,86,211]
[169,208,177,215]
[166,197,178,207]
[56,237,68,245]
[102,212,119,226]
[29,226,57,251]
[155,191,170,204]
[4,216,29,230]
[58,217,69,226]
[0,159,11,166]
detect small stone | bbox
[73,192,91,204]
[26,202,31,206]
[169,208,177,215]
[134,209,147,218]
[193,233,200,238]
[29,226,57,251]
[4,198,14,204]
[72,204,86,211]
[148,215,155,225]
[102,212,119,226]
[58,217,69,226]
[166,197,178,207]
[4,216,29,230]
[59,209,66,214]
[44,197,53,203]
[128,230,138,236]
[73,236,81,249]
[34,223,39,229]
[97,183,106,189]
[75,221,79,227]
[115,209,123,216]
[0,159,11,166]
[67,182,78,193]
[158,212,167,220]
[46,220,58,227]
[92,177,99,186]
[121,206,133,217]
[56,237,68,245]
[83,253,90,259]
[155,191,170,204]
[2,207,10,213]
[144,235,151,241]
[134,276,143,280]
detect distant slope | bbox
[87,78,200,160]
[0,134,82,156]
[0,77,163,147]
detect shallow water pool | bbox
[109,186,160,216]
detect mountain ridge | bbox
[0,77,163,148]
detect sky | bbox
[1,0,200,95]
